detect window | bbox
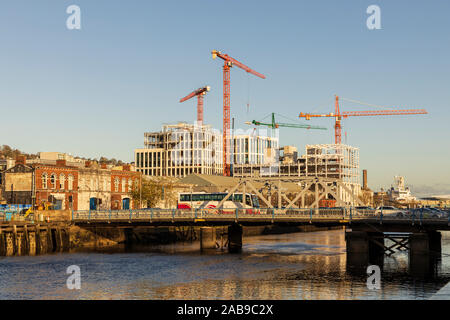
[68,175,74,190]
[128,179,132,192]
[180,194,191,201]
[122,178,126,192]
[50,173,56,189]
[114,178,119,192]
[246,195,252,206]
[59,174,65,189]
[103,179,107,191]
[42,173,48,189]
[252,196,260,208]
[213,194,226,201]
[233,194,243,202]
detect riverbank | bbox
[69,224,342,248]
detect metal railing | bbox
[71,207,450,224]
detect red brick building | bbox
[34,159,79,210]
[1,156,141,211]
[110,164,140,210]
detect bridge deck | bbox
[71,209,450,231]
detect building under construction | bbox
[233,144,361,201]
[135,123,223,177]
[135,123,280,178]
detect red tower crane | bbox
[179,86,210,125]
[299,95,428,144]
[211,50,266,176]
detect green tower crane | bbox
[245,113,327,130]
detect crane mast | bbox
[179,86,210,125]
[212,50,266,176]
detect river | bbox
[1,229,449,300]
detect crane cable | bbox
[308,97,335,114]
[340,97,396,110]
[246,72,250,113]
[274,113,316,126]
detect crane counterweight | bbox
[179,85,211,125]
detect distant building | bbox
[279,146,298,165]
[135,123,280,178]
[418,195,450,208]
[0,156,79,209]
[135,123,223,177]
[233,144,361,202]
[0,155,140,210]
[38,152,84,163]
[0,159,16,200]
[27,152,86,168]
[388,176,416,202]
[231,134,279,166]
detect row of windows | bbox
[113,178,137,193]
[137,152,161,168]
[80,177,109,192]
[42,173,74,190]
[179,193,253,205]
[42,173,137,193]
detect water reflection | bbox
[0,230,449,300]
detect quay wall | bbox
[0,209,343,255]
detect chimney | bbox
[56,159,66,167]
[16,155,26,165]
[85,160,91,168]
[101,163,107,169]
[363,169,368,190]
[123,164,131,171]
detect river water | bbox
[0,229,449,300]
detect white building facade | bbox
[135,123,223,177]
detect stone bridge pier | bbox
[228,223,243,253]
[200,227,217,251]
[199,223,243,253]
[345,230,385,269]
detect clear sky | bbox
[0,0,449,195]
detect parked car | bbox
[354,206,375,216]
[375,206,408,217]
[409,207,448,219]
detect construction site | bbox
[132,50,428,209]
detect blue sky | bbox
[0,1,449,195]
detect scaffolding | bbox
[136,122,223,177]
[305,144,360,202]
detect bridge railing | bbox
[71,207,450,223]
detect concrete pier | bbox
[409,231,442,276]
[200,227,217,251]
[228,223,243,253]
[345,231,375,269]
